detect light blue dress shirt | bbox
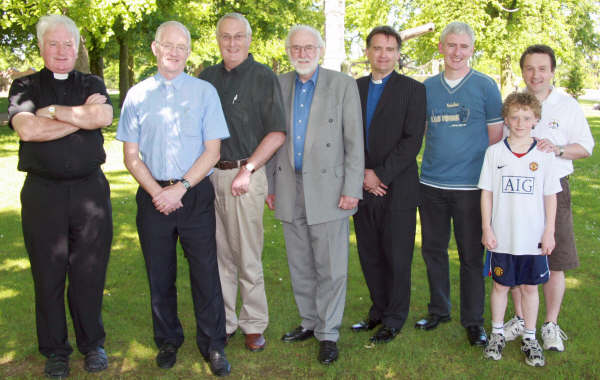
[116,72,229,180]
[293,67,319,171]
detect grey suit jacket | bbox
[268,67,364,225]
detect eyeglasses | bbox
[156,41,189,54]
[218,33,247,43]
[289,45,319,54]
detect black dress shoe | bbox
[466,325,487,346]
[84,347,108,372]
[156,343,177,369]
[44,353,69,378]
[351,318,381,332]
[369,325,400,343]
[318,340,338,365]
[208,350,231,377]
[281,325,314,342]
[414,314,451,330]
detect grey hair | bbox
[440,21,475,45]
[37,14,80,51]
[216,13,252,37]
[155,21,191,46]
[285,25,324,49]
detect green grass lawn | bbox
[0,99,599,379]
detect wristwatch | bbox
[48,105,56,119]
[245,162,256,173]
[181,179,191,191]
[558,146,565,157]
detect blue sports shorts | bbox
[489,251,550,286]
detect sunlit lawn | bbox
[0,96,599,379]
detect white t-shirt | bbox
[478,139,562,255]
[532,88,595,178]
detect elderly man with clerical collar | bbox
[268,25,364,365]
[117,21,231,377]
[199,12,286,353]
[8,14,114,378]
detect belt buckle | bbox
[168,179,177,185]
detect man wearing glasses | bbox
[199,12,286,353]
[267,25,363,365]
[117,21,231,376]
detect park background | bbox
[1,0,599,378]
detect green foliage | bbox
[563,60,586,99]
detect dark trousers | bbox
[418,184,484,327]
[20,170,112,357]
[354,194,416,330]
[136,177,226,357]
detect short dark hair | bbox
[366,26,402,50]
[502,92,542,120]
[520,44,556,72]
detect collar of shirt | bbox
[154,71,187,90]
[295,65,319,87]
[370,71,393,85]
[219,53,255,75]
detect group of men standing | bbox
[7,12,593,379]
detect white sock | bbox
[523,328,536,341]
[492,321,504,336]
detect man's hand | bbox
[231,166,252,196]
[363,169,388,196]
[536,138,556,154]
[482,226,497,251]
[338,195,359,210]
[266,194,275,210]
[152,183,186,215]
[35,106,54,119]
[85,93,108,105]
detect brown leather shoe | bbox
[245,333,266,352]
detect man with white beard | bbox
[266,25,364,365]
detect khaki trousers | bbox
[211,166,268,334]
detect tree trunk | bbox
[322,0,345,72]
[500,54,512,94]
[74,35,90,73]
[128,50,135,89]
[89,49,104,79]
[118,36,129,107]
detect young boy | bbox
[478,92,562,367]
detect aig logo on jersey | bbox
[502,176,534,194]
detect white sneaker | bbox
[484,333,506,360]
[541,322,568,352]
[521,338,545,367]
[503,316,524,341]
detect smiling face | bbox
[522,53,554,100]
[151,25,190,80]
[217,17,251,71]
[40,25,78,74]
[287,29,323,81]
[438,32,474,77]
[505,106,538,140]
[366,33,400,78]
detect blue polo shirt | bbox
[116,72,229,180]
[293,67,319,171]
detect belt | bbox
[215,159,248,170]
[156,179,181,187]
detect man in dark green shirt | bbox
[199,12,286,353]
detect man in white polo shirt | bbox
[503,44,594,352]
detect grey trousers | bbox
[282,173,349,342]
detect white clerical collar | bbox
[371,78,383,85]
[53,72,68,80]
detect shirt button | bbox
[326,143,331,147]
[298,120,302,123]
[329,118,334,123]
[300,104,304,107]
[297,136,301,139]
[297,153,301,156]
